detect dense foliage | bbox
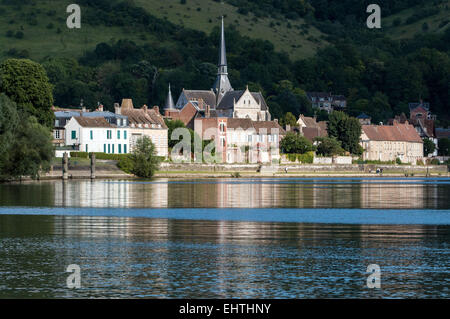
[327,111,362,155]
[280,132,315,154]
[0,59,54,128]
[0,94,53,181]
[129,136,161,178]
[315,137,345,156]
[1,0,449,126]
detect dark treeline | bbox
[4,0,446,126]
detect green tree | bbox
[315,136,344,156]
[129,136,161,178]
[438,138,450,156]
[282,112,297,127]
[0,59,54,127]
[327,111,362,155]
[280,132,315,154]
[165,119,186,148]
[423,138,436,156]
[0,94,53,181]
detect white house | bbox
[65,117,131,154]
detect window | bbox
[71,131,76,139]
[55,119,60,127]
[124,131,127,139]
[117,130,121,139]
[124,144,127,154]
[118,144,122,154]
[55,130,60,139]
[219,123,226,132]
[112,144,115,154]
[104,144,106,153]
[86,144,88,152]
[90,130,93,140]
[108,144,110,153]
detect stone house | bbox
[360,121,423,164]
[116,99,168,158]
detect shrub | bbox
[297,151,314,164]
[396,157,402,165]
[14,31,24,39]
[129,136,161,178]
[430,159,440,165]
[117,155,134,173]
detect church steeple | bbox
[164,83,175,110]
[212,16,233,103]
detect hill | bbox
[0,0,327,61]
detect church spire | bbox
[212,16,233,103]
[164,83,175,110]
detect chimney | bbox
[142,104,148,112]
[274,119,278,123]
[114,103,121,115]
[98,104,104,112]
[198,98,204,110]
[82,106,86,113]
[205,104,210,118]
[153,105,159,114]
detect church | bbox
[164,18,272,124]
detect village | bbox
[48,19,449,178]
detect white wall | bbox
[65,118,131,154]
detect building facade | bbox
[65,117,130,154]
[117,99,169,157]
[360,121,423,164]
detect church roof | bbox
[164,84,175,110]
[216,90,268,111]
[182,90,217,109]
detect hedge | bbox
[285,151,314,164]
[70,152,129,160]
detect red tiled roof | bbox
[362,123,422,143]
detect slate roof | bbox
[436,128,450,139]
[216,91,268,111]
[357,113,371,119]
[183,90,217,109]
[362,123,422,143]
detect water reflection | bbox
[0,215,448,298]
[0,178,448,209]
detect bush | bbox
[14,31,24,39]
[430,159,440,165]
[297,151,314,164]
[70,152,130,160]
[117,155,134,173]
[396,157,402,165]
[129,136,161,178]
[280,132,315,154]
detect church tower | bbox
[164,83,175,111]
[212,17,233,104]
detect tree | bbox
[0,94,53,181]
[280,132,315,154]
[0,59,54,128]
[438,138,450,156]
[165,119,186,148]
[315,137,344,156]
[423,138,436,156]
[129,136,161,178]
[327,111,362,155]
[282,112,297,127]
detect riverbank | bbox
[33,161,449,180]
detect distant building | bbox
[116,99,168,157]
[170,18,271,122]
[52,105,128,147]
[296,114,327,142]
[194,117,285,163]
[357,113,371,125]
[360,121,423,164]
[389,101,437,156]
[65,117,130,154]
[306,92,347,113]
[436,128,450,140]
